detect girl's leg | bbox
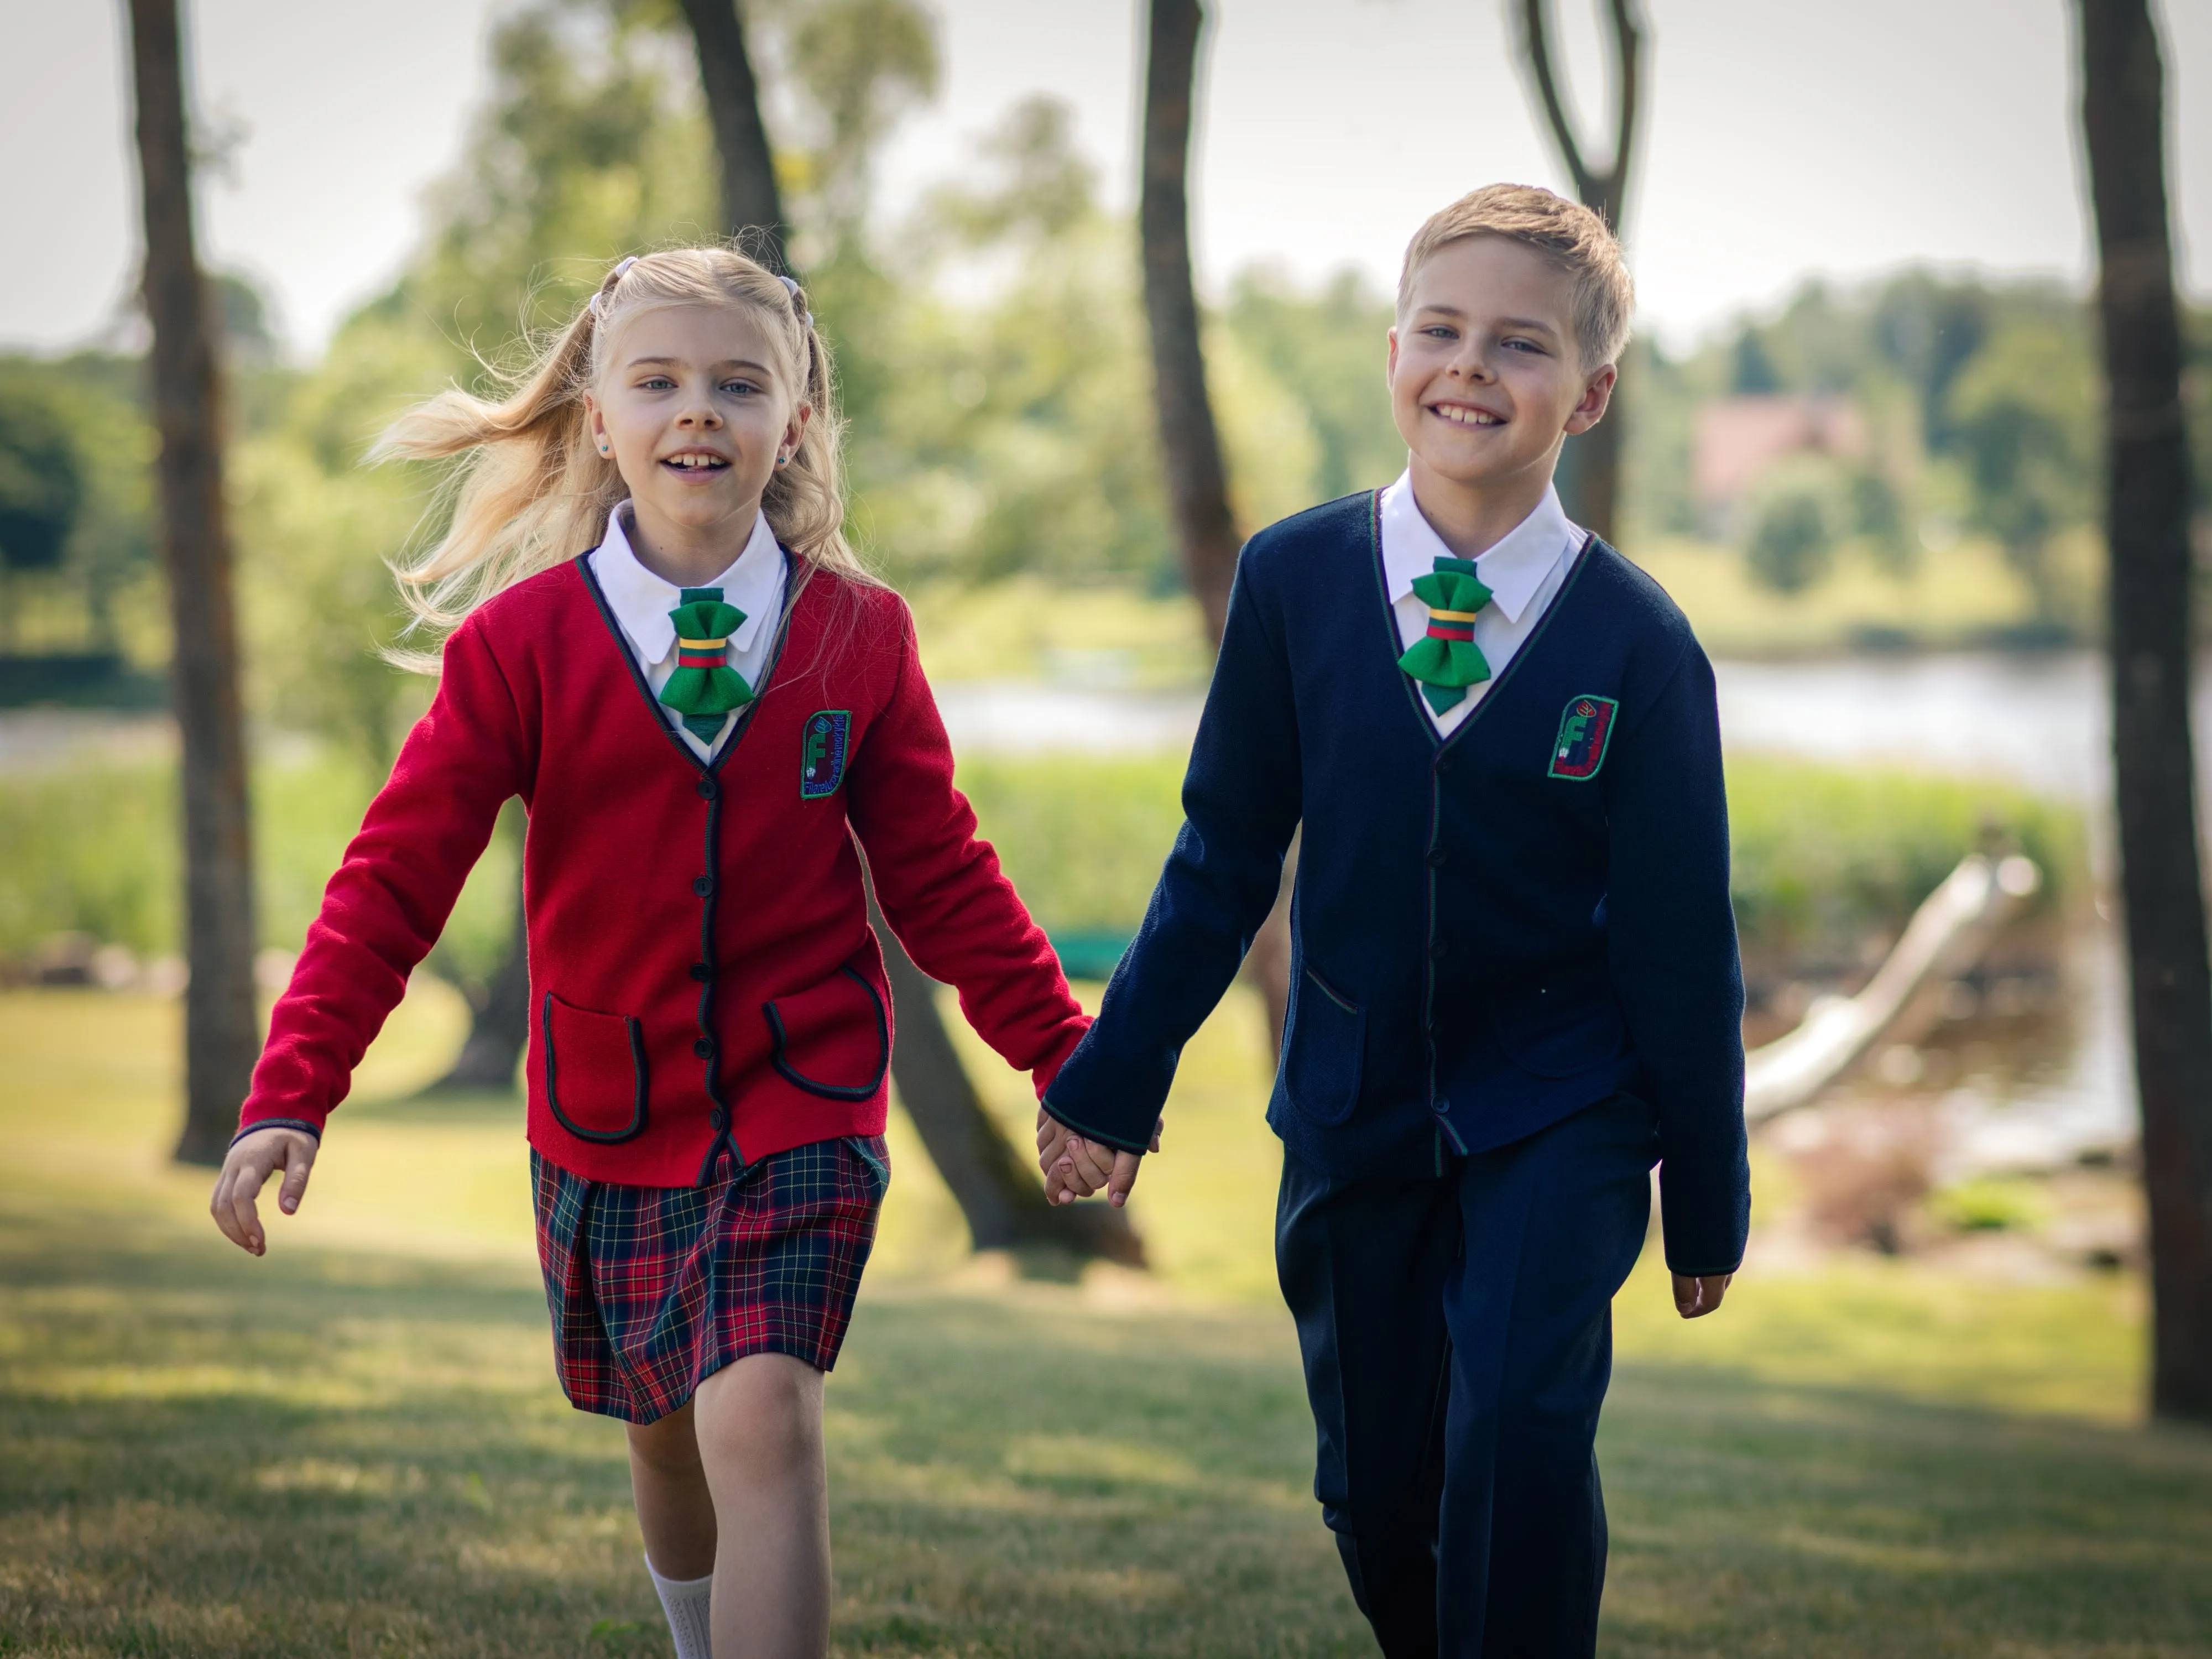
[692,1352,831,1659]
[627,1401,718,1578]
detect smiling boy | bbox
[1037,186,1750,1655]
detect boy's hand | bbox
[1035,1110,1159,1208]
[211,1126,319,1256]
[1671,1271,1733,1319]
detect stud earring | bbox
[775,453,790,467]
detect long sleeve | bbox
[844,602,1090,1092]
[1042,555,1304,1151]
[236,620,528,1141]
[1601,640,1750,1274]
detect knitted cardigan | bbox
[237,551,1089,1187]
[1045,492,1750,1276]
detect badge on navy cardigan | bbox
[801,709,851,799]
[1549,696,1618,780]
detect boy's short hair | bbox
[1397,184,1634,370]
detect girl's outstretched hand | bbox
[211,1125,319,1256]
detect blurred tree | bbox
[126,0,260,1166]
[1511,0,1644,544]
[1223,268,1402,504]
[1743,459,1835,595]
[676,0,790,268]
[1729,327,1781,395]
[1947,317,2097,620]
[0,382,83,646]
[1139,0,1239,648]
[2078,0,2212,1425]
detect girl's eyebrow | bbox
[624,356,775,375]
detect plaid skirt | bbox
[531,1134,889,1423]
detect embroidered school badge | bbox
[1548,695,1619,780]
[800,710,851,800]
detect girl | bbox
[208,248,1091,1659]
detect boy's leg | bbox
[1276,1147,1459,1659]
[692,1351,831,1659]
[1436,1093,1658,1658]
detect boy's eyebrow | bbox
[1409,305,1562,336]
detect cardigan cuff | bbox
[1037,1095,1155,1156]
[230,1116,325,1149]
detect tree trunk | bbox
[872,894,1144,1265]
[2078,0,2212,1425]
[128,0,261,1168]
[1511,0,1644,545]
[679,0,792,273]
[1140,0,1241,648]
[1138,0,1292,1060]
[434,807,530,1092]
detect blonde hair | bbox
[375,246,877,664]
[1397,184,1634,370]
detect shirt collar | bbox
[593,503,782,665]
[1378,471,1582,624]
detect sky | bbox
[6,0,2205,359]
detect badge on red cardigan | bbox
[1548,695,1618,780]
[801,709,852,799]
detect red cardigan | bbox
[237,552,1089,1186]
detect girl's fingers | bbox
[276,1138,316,1215]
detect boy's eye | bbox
[1422,326,1457,341]
[1505,338,1545,354]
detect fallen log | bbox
[1744,852,2042,1125]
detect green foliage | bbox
[957,753,1187,935]
[0,379,82,573]
[1931,1175,2051,1234]
[1743,460,1836,594]
[1222,268,1404,503]
[1726,755,2083,962]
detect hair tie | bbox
[590,256,641,320]
[778,273,812,329]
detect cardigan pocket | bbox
[764,966,891,1102]
[1491,974,1628,1079]
[541,993,650,1143]
[1282,963,1366,1125]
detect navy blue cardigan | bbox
[1045,491,1750,1276]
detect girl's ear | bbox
[582,392,612,457]
[1562,363,1617,437]
[784,401,813,456]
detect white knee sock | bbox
[645,1555,714,1659]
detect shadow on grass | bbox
[2,1199,2208,1657]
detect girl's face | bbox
[585,301,810,551]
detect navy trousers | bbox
[1275,1093,1659,1658]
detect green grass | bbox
[3,988,2206,1655]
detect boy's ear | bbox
[1562,363,1618,437]
[1386,326,1400,385]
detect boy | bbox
[1037,185,1748,1657]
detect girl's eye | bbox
[719,379,758,396]
[640,375,676,390]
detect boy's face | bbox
[1387,236,1615,502]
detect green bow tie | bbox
[1398,557,1494,713]
[660,587,754,741]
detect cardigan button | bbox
[696,778,718,800]
[709,1108,727,1130]
[690,963,711,982]
[1430,938,1449,960]
[1436,756,1454,776]
[693,1037,715,1060]
[693,875,714,897]
[1427,848,1447,869]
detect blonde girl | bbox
[209,248,1091,1659]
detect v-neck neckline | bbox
[573,546,801,776]
[1361,489,1597,756]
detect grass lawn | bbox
[3,987,2209,1656]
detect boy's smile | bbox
[1388,235,1615,557]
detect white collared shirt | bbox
[589,502,788,759]
[1379,471,1585,737]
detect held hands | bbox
[1671,1271,1733,1319]
[210,1125,319,1256]
[1035,1110,1160,1208]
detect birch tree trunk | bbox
[2078,0,2212,1424]
[127,0,262,1167]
